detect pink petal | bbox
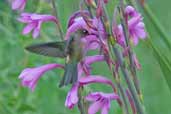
[65,18,89,40]
[22,23,36,35]
[79,75,114,89]
[128,16,141,29]
[101,105,109,114]
[65,83,79,109]
[12,0,25,10]
[67,10,90,28]
[125,6,138,17]
[88,101,103,114]
[132,35,139,45]
[86,92,101,101]
[83,35,100,50]
[19,63,64,91]
[136,23,146,39]
[85,55,104,65]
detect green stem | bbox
[78,87,86,114]
[119,0,142,101]
[51,0,64,40]
[102,3,130,114]
[113,46,145,114]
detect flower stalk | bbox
[13,0,148,114]
[113,46,145,114]
[119,0,143,102]
[78,87,86,114]
[51,0,64,40]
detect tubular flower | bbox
[65,17,105,40]
[125,5,138,17]
[80,55,105,75]
[86,92,119,114]
[12,0,27,11]
[19,64,64,91]
[18,13,58,38]
[79,76,116,90]
[66,12,106,40]
[65,75,117,110]
[65,55,105,109]
[65,83,79,109]
[113,6,146,46]
[127,15,146,45]
[65,15,106,52]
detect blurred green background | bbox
[0,0,171,114]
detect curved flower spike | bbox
[18,13,58,38]
[19,63,64,91]
[86,92,119,114]
[12,0,27,11]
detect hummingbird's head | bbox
[74,29,89,38]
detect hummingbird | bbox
[25,29,90,87]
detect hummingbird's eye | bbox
[82,29,89,35]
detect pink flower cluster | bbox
[113,6,147,46]
[12,1,146,114]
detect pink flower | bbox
[66,13,105,39]
[80,55,105,75]
[125,6,138,17]
[127,15,146,45]
[65,83,79,109]
[19,63,64,91]
[65,15,106,52]
[113,6,146,46]
[79,76,116,90]
[86,92,119,114]
[18,13,58,38]
[65,55,106,109]
[65,75,116,110]
[12,0,27,11]
[67,10,90,28]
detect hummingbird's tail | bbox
[59,62,78,87]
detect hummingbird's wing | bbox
[25,41,67,58]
